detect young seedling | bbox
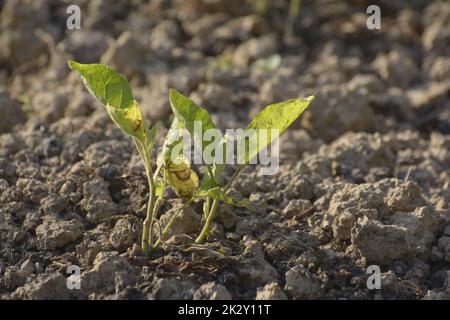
[68,60,314,256]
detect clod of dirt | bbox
[16,178,49,204]
[325,182,386,240]
[300,86,377,142]
[283,199,313,219]
[79,178,117,223]
[0,0,49,67]
[135,76,171,121]
[109,217,141,252]
[386,181,426,213]
[35,219,83,251]
[233,33,278,66]
[215,204,237,229]
[3,266,27,290]
[101,31,151,79]
[40,194,67,216]
[190,83,234,111]
[352,206,439,264]
[156,205,201,239]
[372,49,420,89]
[193,282,232,300]
[11,273,75,300]
[284,265,322,299]
[255,282,288,300]
[406,81,450,109]
[81,252,137,296]
[235,237,278,289]
[151,276,196,300]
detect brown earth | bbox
[0,0,449,300]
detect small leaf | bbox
[68,60,133,109]
[69,60,147,139]
[169,89,218,153]
[195,187,253,210]
[240,96,314,164]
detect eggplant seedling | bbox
[68,60,314,256]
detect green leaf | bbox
[201,96,314,193]
[68,60,133,109]
[169,89,218,153]
[69,60,147,139]
[194,187,253,210]
[240,96,314,164]
[105,101,146,139]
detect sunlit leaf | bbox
[68,60,147,139]
[169,89,218,153]
[240,96,314,164]
[68,60,133,109]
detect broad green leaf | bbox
[169,89,218,153]
[68,60,133,109]
[168,89,223,193]
[69,60,147,139]
[201,96,314,192]
[240,96,314,164]
[195,187,253,210]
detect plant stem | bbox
[203,197,210,218]
[195,166,244,244]
[195,199,219,244]
[137,138,156,256]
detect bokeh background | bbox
[1,0,450,300]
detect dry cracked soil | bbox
[0,0,450,300]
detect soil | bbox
[0,0,450,300]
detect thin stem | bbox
[203,165,216,219]
[203,197,211,219]
[195,166,244,244]
[147,168,166,254]
[195,199,219,244]
[138,139,156,256]
[153,163,162,181]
